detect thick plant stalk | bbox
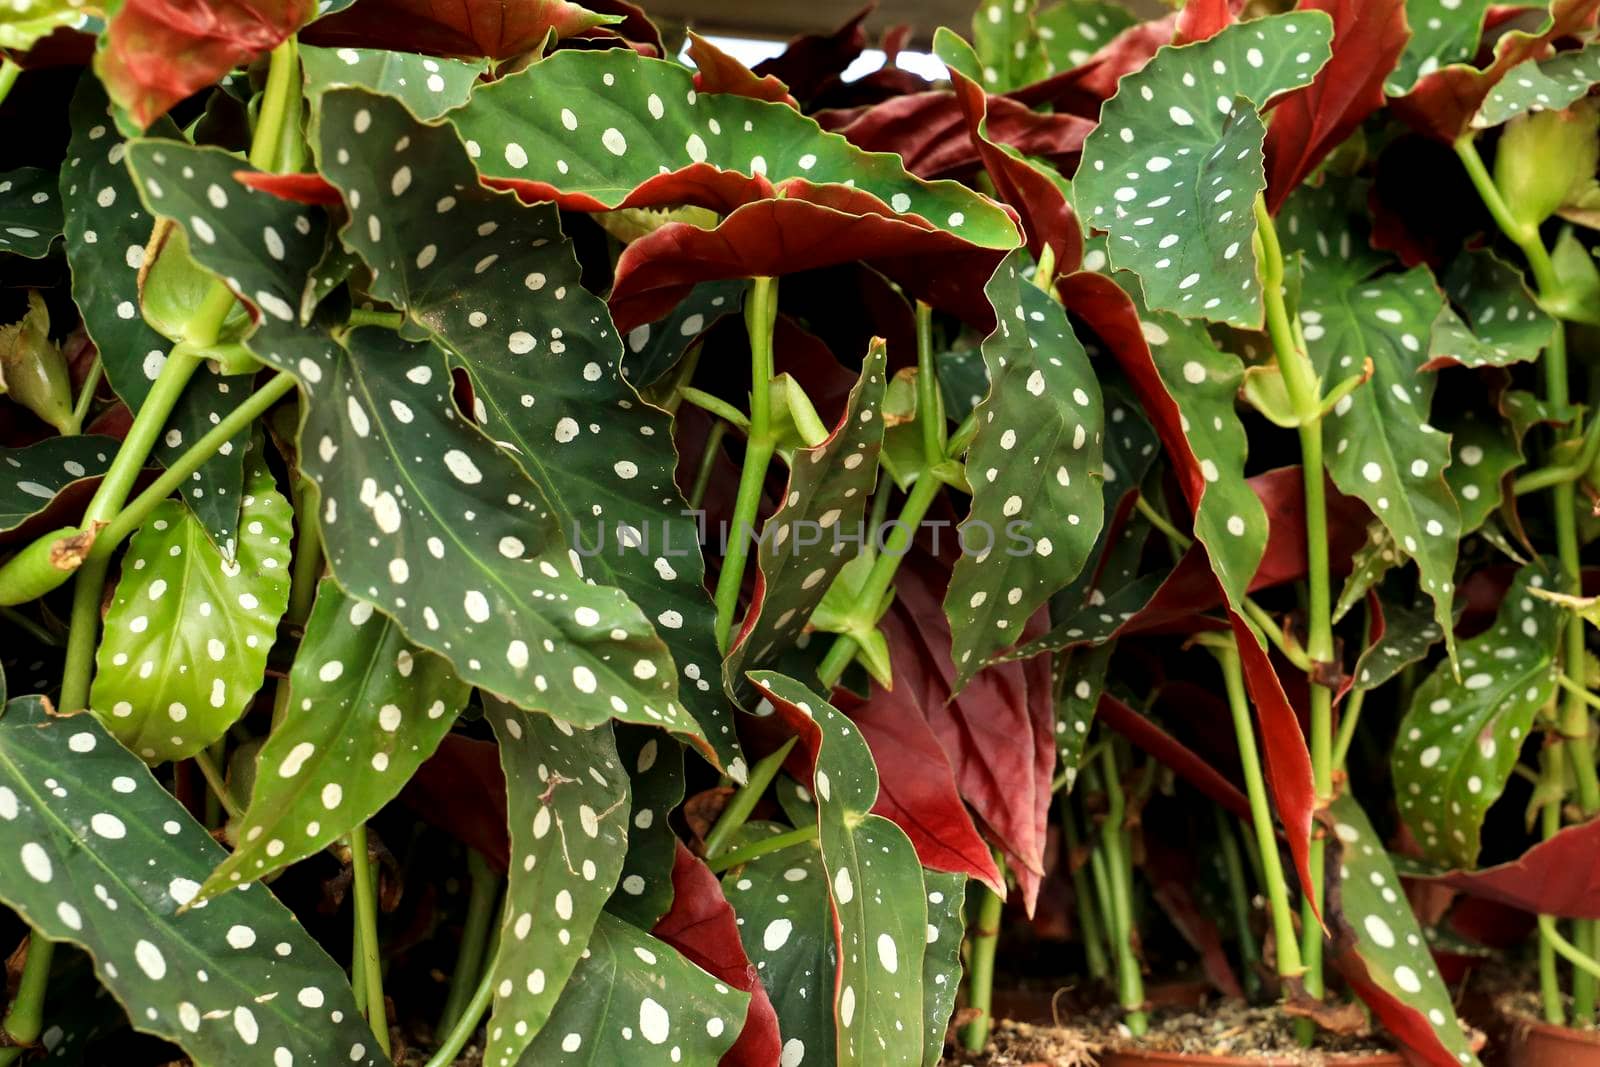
[1097,744,1147,1035]
[1061,794,1111,982]
[1216,805,1263,999]
[348,825,390,1055]
[960,851,1008,1052]
[426,964,495,1067]
[1455,134,1600,1023]
[438,849,500,1035]
[701,736,797,858]
[712,276,778,653]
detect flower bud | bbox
[1495,102,1600,234]
[0,291,74,434]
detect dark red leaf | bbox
[97,0,312,128]
[945,60,1083,271]
[1145,831,1247,997]
[1173,0,1239,45]
[686,31,797,107]
[303,0,622,61]
[1407,816,1600,919]
[651,841,784,1067]
[1392,0,1600,142]
[235,170,343,206]
[833,687,1005,895]
[1331,954,1463,1067]
[750,3,871,103]
[399,735,509,871]
[607,195,1012,333]
[1264,0,1409,214]
[819,91,1092,181]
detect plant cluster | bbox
[1,0,1600,1064]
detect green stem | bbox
[687,420,726,512]
[1540,749,1566,1025]
[438,850,501,1035]
[678,387,751,434]
[915,301,943,464]
[1061,795,1110,983]
[273,467,323,731]
[960,851,1007,1052]
[425,962,495,1067]
[1513,415,1600,495]
[702,736,797,859]
[1098,744,1147,1035]
[712,276,778,654]
[0,935,52,1067]
[1540,916,1600,981]
[815,472,942,688]
[83,350,204,531]
[1214,638,1304,982]
[345,308,404,330]
[194,748,241,820]
[348,825,390,1055]
[1561,674,1600,713]
[1216,805,1263,1000]
[705,825,818,873]
[1331,685,1369,771]
[66,357,103,435]
[248,38,300,173]
[0,59,19,110]
[1133,491,1193,551]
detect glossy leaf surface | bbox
[1473,40,1600,128]
[0,168,63,257]
[299,44,486,118]
[0,436,116,532]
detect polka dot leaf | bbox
[0,167,63,258]
[721,822,837,1067]
[1392,565,1561,868]
[919,871,968,1067]
[445,47,1016,248]
[1385,0,1489,96]
[62,79,253,556]
[517,910,747,1064]
[1076,12,1334,328]
[1352,595,1445,694]
[944,253,1106,691]
[1328,793,1483,1067]
[749,671,929,1067]
[1472,40,1600,128]
[299,45,487,120]
[1036,0,1138,74]
[970,0,1050,92]
[1332,522,1399,625]
[313,88,735,767]
[196,579,469,902]
[1427,248,1554,370]
[1439,411,1520,535]
[0,696,382,1066]
[89,442,292,764]
[1055,643,1112,784]
[484,703,629,1066]
[123,137,708,754]
[0,435,117,533]
[724,338,887,704]
[607,726,685,929]
[620,280,744,388]
[1297,262,1463,667]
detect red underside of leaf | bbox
[651,841,784,1067]
[1144,832,1246,997]
[1062,270,1320,918]
[818,90,1092,180]
[98,0,312,127]
[1095,693,1253,821]
[1173,0,1240,45]
[301,0,622,60]
[1264,0,1409,214]
[400,734,510,871]
[686,31,798,107]
[1392,0,1600,142]
[235,171,343,205]
[608,196,1011,333]
[749,3,870,102]
[1332,953,1463,1067]
[1409,815,1600,918]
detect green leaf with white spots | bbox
[1386,0,1489,96]
[1473,41,1600,128]
[486,703,629,1065]
[972,0,1049,91]
[1077,13,1334,327]
[725,339,887,701]
[0,168,63,258]
[1430,249,1553,369]
[1055,643,1111,787]
[1392,565,1560,867]
[518,910,748,1065]
[1441,411,1520,534]
[124,139,708,751]
[723,822,836,1067]
[1328,793,1483,1066]
[945,253,1105,690]
[447,48,1017,248]
[1299,263,1461,664]
[313,88,736,766]
[89,444,291,763]
[62,78,250,554]
[919,871,967,1067]
[936,345,987,425]
[0,696,382,1067]
[1353,595,1445,694]
[0,436,118,532]
[1037,1,1137,73]
[1334,522,1398,625]
[198,579,468,901]
[749,671,927,1067]
[608,727,685,928]
[622,281,743,388]
[300,45,486,120]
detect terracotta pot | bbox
[1499,1005,1600,1067]
[1098,1048,1404,1066]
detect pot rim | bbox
[1496,994,1600,1047]
[1098,1044,1406,1066]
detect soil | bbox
[948,999,1400,1066]
[1491,987,1600,1033]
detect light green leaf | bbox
[0,696,381,1066]
[90,443,291,763]
[199,579,468,900]
[487,703,628,1064]
[1037,1,1137,73]
[971,0,1050,91]
[0,436,117,532]
[1392,565,1560,866]
[945,251,1105,690]
[920,871,968,1067]
[300,45,486,119]
[1077,13,1335,327]
[1473,41,1600,128]
[0,0,90,53]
